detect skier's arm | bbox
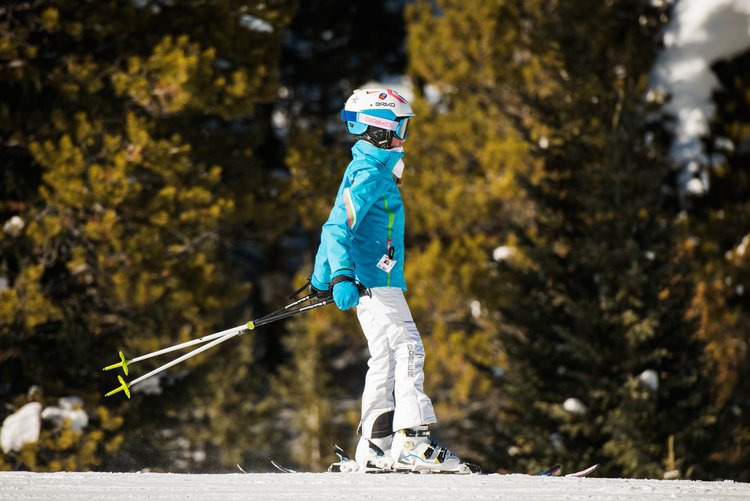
[311,239,332,291]
[312,162,386,287]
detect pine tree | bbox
[0,0,294,471]
[682,49,750,481]
[486,0,716,478]
[403,0,542,470]
[403,0,721,477]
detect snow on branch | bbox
[648,0,750,197]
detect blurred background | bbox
[1,0,749,480]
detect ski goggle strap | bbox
[340,110,410,140]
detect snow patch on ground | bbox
[41,397,89,433]
[1,402,42,454]
[0,471,749,501]
[1,398,92,454]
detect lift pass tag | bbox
[376,254,396,273]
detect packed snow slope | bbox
[2,472,750,501]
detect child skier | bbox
[310,88,469,473]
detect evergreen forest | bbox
[1,0,749,480]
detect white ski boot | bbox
[390,426,473,474]
[355,436,395,472]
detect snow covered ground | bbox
[1,471,749,501]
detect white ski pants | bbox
[356,288,437,438]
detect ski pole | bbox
[102,322,253,376]
[104,284,369,399]
[102,290,331,377]
[103,296,330,399]
[105,323,249,399]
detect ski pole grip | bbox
[310,284,332,301]
[330,273,369,297]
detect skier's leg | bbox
[354,292,397,469]
[373,288,436,431]
[371,289,466,472]
[356,292,397,436]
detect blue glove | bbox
[332,280,360,310]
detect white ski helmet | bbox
[340,88,415,148]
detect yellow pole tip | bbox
[105,375,131,399]
[119,375,131,399]
[246,321,255,330]
[118,351,129,376]
[103,351,130,376]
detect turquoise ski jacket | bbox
[312,140,406,290]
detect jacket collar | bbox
[352,140,404,173]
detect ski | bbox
[271,460,298,473]
[236,461,300,474]
[565,463,599,477]
[275,461,552,476]
[263,445,596,477]
[533,463,599,477]
[263,459,595,477]
[535,464,562,476]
